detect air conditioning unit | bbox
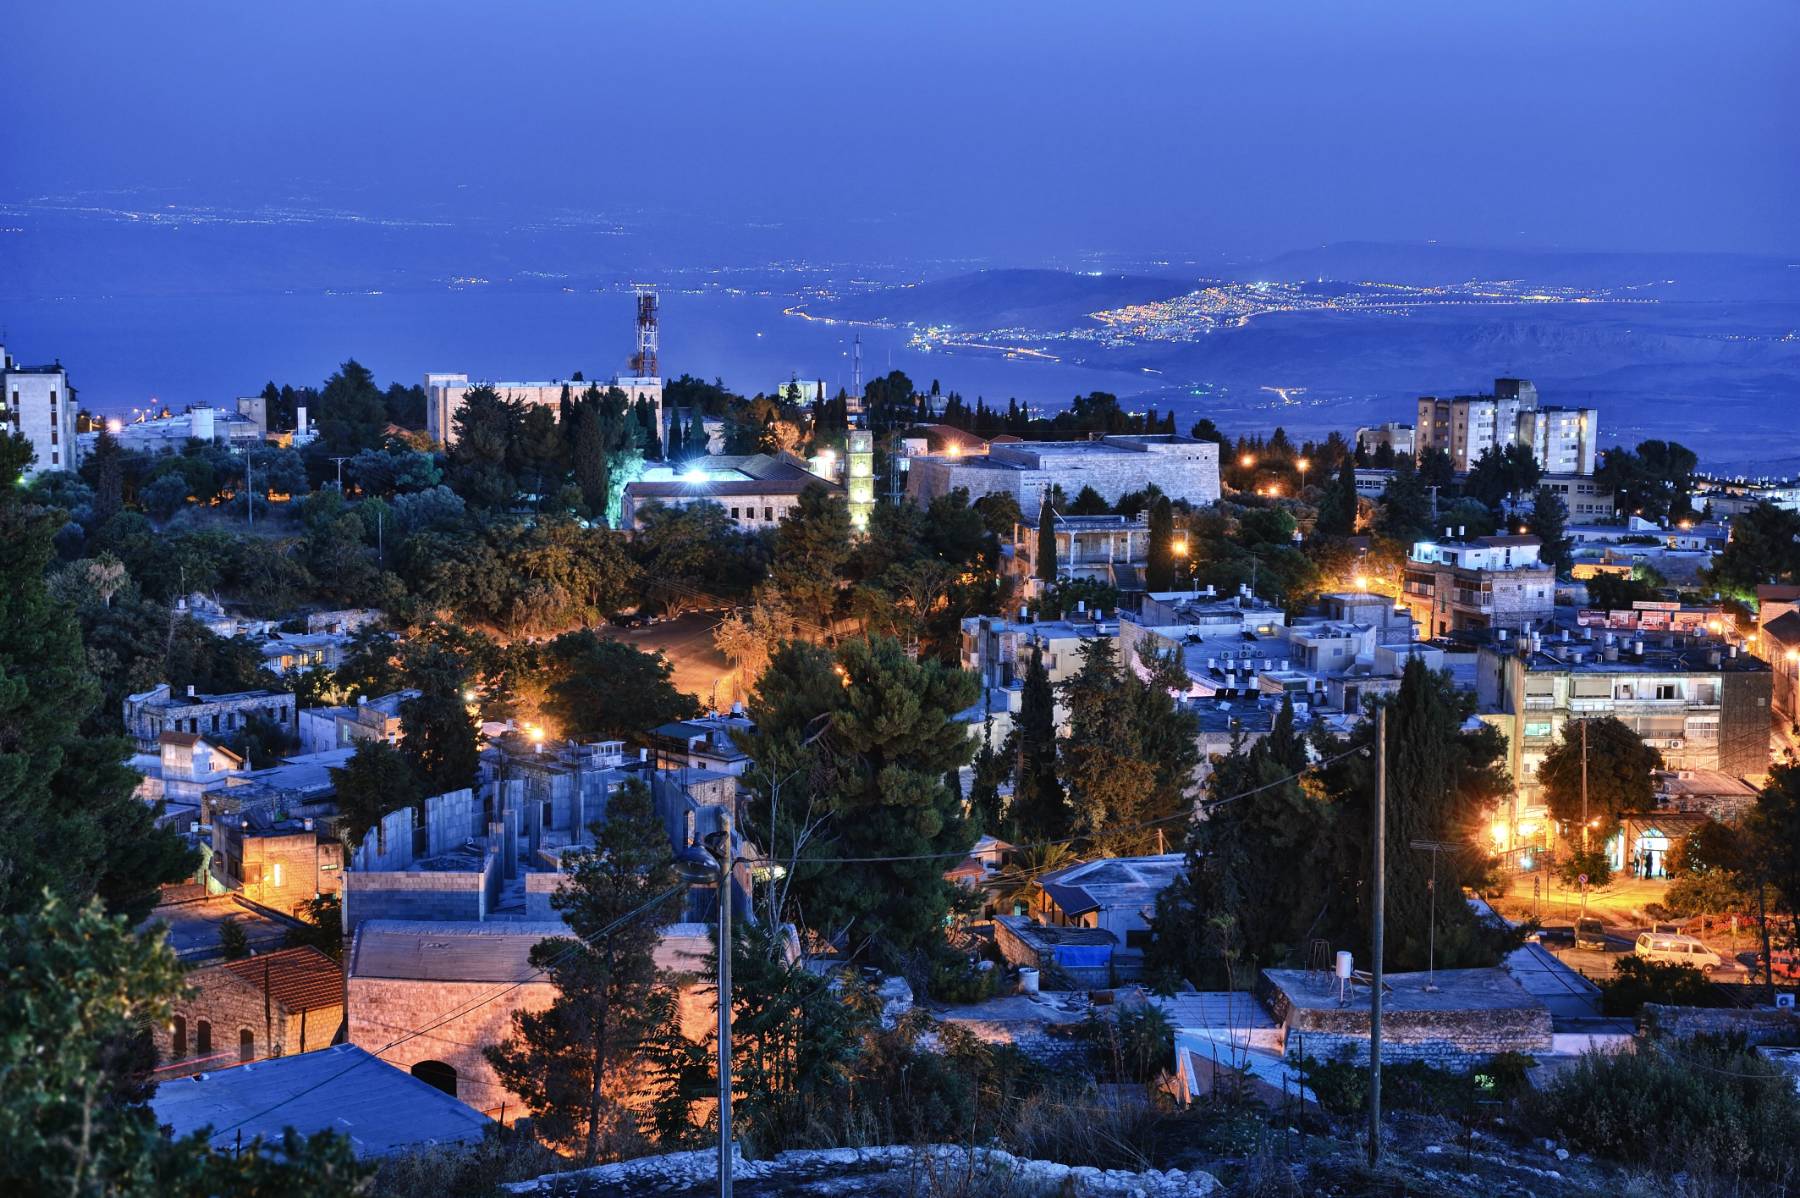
[1777,993,1796,1011]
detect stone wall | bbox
[425,789,482,856]
[154,970,340,1079]
[347,974,557,1115]
[525,870,565,920]
[1641,1003,1800,1045]
[1261,972,1553,1070]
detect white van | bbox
[1633,933,1725,975]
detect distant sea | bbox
[7,288,1167,423]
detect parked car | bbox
[1575,918,1609,950]
[1634,932,1726,975]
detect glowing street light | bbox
[1173,538,1188,557]
[1240,453,1256,469]
[1353,574,1368,591]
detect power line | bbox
[206,882,688,1144]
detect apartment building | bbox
[1012,511,1151,595]
[1402,533,1555,636]
[1,347,80,477]
[1476,633,1772,849]
[1415,378,1598,475]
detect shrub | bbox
[1079,1005,1175,1084]
[218,916,250,961]
[927,954,1003,1004]
[1531,1039,1800,1185]
[1597,955,1722,1016]
[1297,1057,1366,1115]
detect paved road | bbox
[598,609,736,707]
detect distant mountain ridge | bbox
[1230,241,1800,303]
[805,268,1193,332]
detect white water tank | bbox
[1019,967,1041,995]
[1335,950,1354,979]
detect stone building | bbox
[124,683,295,754]
[1260,967,1552,1068]
[298,689,417,755]
[1011,511,1150,596]
[157,946,345,1078]
[907,435,1220,509]
[347,919,564,1113]
[425,373,662,447]
[619,452,838,531]
[1402,533,1554,636]
[211,811,343,917]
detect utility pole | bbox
[330,455,350,491]
[1580,718,1591,918]
[1410,839,1458,993]
[245,453,254,529]
[716,808,734,1198]
[1369,704,1386,1168]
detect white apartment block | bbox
[1415,378,1597,475]
[424,372,663,446]
[2,347,80,477]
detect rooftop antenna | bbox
[630,288,659,378]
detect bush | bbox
[218,916,249,961]
[1532,1039,1800,1185]
[370,1129,563,1198]
[928,954,1003,1004]
[1298,1055,1526,1117]
[1079,1005,1175,1084]
[1597,955,1722,1016]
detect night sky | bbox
[6,1,1796,259]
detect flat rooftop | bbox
[150,1044,489,1158]
[349,919,569,984]
[1265,966,1545,1015]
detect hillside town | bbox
[7,322,1800,1198]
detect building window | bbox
[764,506,774,522]
[411,1060,458,1097]
[271,862,284,888]
[197,1020,212,1056]
[239,1029,255,1063]
[1125,928,1153,949]
[173,1015,188,1059]
[730,507,740,519]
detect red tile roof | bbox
[219,946,343,1013]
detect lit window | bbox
[272,862,284,888]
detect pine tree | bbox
[1529,485,1572,572]
[1035,494,1058,583]
[486,778,677,1161]
[1316,457,1359,537]
[1009,643,1067,840]
[398,643,480,796]
[1375,456,1434,544]
[0,433,192,921]
[1145,496,1176,591]
[1059,638,1155,841]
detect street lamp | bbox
[1240,453,1256,469]
[676,812,742,1198]
[1296,457,1309,486]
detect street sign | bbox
[1578,873,1589,886]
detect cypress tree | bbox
[1146,496,1176,590]
[1317,457,1359,537]
[1009,643,1067,841]
[1036,494,1058,583]
[1529,485,1572,572]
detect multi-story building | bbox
[1764,610,1800,762]
[211,810,344,916]
[907,435,1220,508]
[1415,378,1598,475]
[1355,422,1415,458]
[423,372,662,447]
[960,612,1121,692]
[1012,511,1150,595]
[1532,472,1616,522]
[124,684,296,754]
[297,689,417,755]
[1402,533,1555,637]
[1,347,80,477]
[1476,633,1773,852]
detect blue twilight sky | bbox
[4,0,1796,261]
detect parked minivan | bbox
[1634,932,1726,975]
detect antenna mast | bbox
[630,288,659,378]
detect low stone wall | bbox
[525,871,565,920]
[1641,1004,1800,1045]
[504,1144,1219,1197]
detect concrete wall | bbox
[342,845,499,933]
[425,789,482,857]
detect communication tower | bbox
[630,288,659,378]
